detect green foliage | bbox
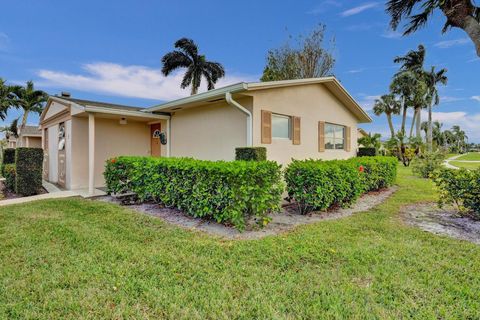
[412,151,445,178]
[357,147,377,157]
[284,156,397,214]
[15,148,44,196]
[357,133,382,149]
[432,168,480,218]
[235,147,267,161]
[1,148,15,176]
[3,164,16,192]
[104,157,284,230]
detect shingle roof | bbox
[56,96,143,112]
[20,125,41,136]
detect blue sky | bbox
[1,0,479,141]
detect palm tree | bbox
[390,71,417,138]
[386,0,480,57]
[10,81,48,130]
[424,66,448,152]
[452,125,468,153]
[358,132,382,150]
[0,78,14,121]
[394,45,427,139]
[373,94,401,138]
[161,38,225,95]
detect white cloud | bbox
[307,0,342,14]
[381,30,402,39]
[346,68,365,74]
[37,62,257,101]
[0,32,10,51]
[357,94,381,111]
[472,96,480,102]
[440,96,464,103]
[434,38,470,49]
[340,2,379,17]
[419,110,480,141]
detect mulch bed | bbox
[0,181,47,201]
[97,186,397,240]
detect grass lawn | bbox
[1,166,480,319]
[455,152,480,161]
[449,161,480,170]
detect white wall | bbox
[47,125,59,183]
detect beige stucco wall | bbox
[250,83,359,165]
[21,136,42,148]
[170,97,251,161]
[70,116,153,189]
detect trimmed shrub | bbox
[347,156,397,192]
[432,168,480,218]
[284,160,363,214]
[285,156,397,214]
[412,152,445,178]
[3,164,16,192]
[15,148,44,196]
[104,157,284,230]
[358,147,377,157]
[1,148,16,176]
[235,147,267,161]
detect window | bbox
[325,123,345,150]
[271,114,291,139]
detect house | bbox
[3,125,42,149]
[39,77,371,195]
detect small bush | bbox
[412,152,445,178]
[358,147,377,157]
[284,160,363,214]
[235,147,267,161]
[3,164,16,192]
[1,148,16,176]
[347,156,398,191]
[432,168,480,218]
[285,156,397,214]
[105,157,284,230]
[15,148,44,196]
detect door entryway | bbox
[150,123,161,157]
[57,122,66,188]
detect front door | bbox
[150,123,161,157]
[57,123,66,188]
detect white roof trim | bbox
[83,105,170,120]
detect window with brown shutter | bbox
[292,116,301,145]
[345,126,351,152]
[261,110,272,144]
[318,121,325,152]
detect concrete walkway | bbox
[444,153,480,169]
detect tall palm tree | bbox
[161,38,225,95]
[373,93,401,138]
[424,66,448,152]
[0,78,14,121]
[452,125,468,153]
[394,45,427,139]
[390,71,417,138]
[10,81,48,129]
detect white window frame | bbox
[271,113,292,140]
[325,123,345,150]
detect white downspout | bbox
[225,92,253,147]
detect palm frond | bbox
[174,38,199,59]
[161,51,192,76]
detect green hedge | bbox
[104,157,284,230]
[15,148,44,196]
[284,156,397,214]
[235,147,267,161]
[432,168,480,218]
[3,164,16,192]
[358,147,377,157]
[1,148,16,176]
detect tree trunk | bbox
[21,111,29,129]
[387,114,395,138]
[190,86,198,95]
[409,108,416,138]
[464,16,480,57]
[400,104,407,137]
[416,107,422,139]
[427,104,433,152]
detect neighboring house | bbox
[2,125,42,149]
[7,136,16,149]
[40,77,371,194]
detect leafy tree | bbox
[161,38,225,95]
[10,81,48,129]
[386,0,480,57]
[451,125,468,153]
[358,132,382,150]
[0,78,14,121]
[261,24,335,81]
[424,66,448,151]
[373,94,401,138]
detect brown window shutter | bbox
[345,126,351,152]
[292,116,301,145]
[261,110,272,144]
[318,121,325,152]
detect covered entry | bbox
[39,95,170,195]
